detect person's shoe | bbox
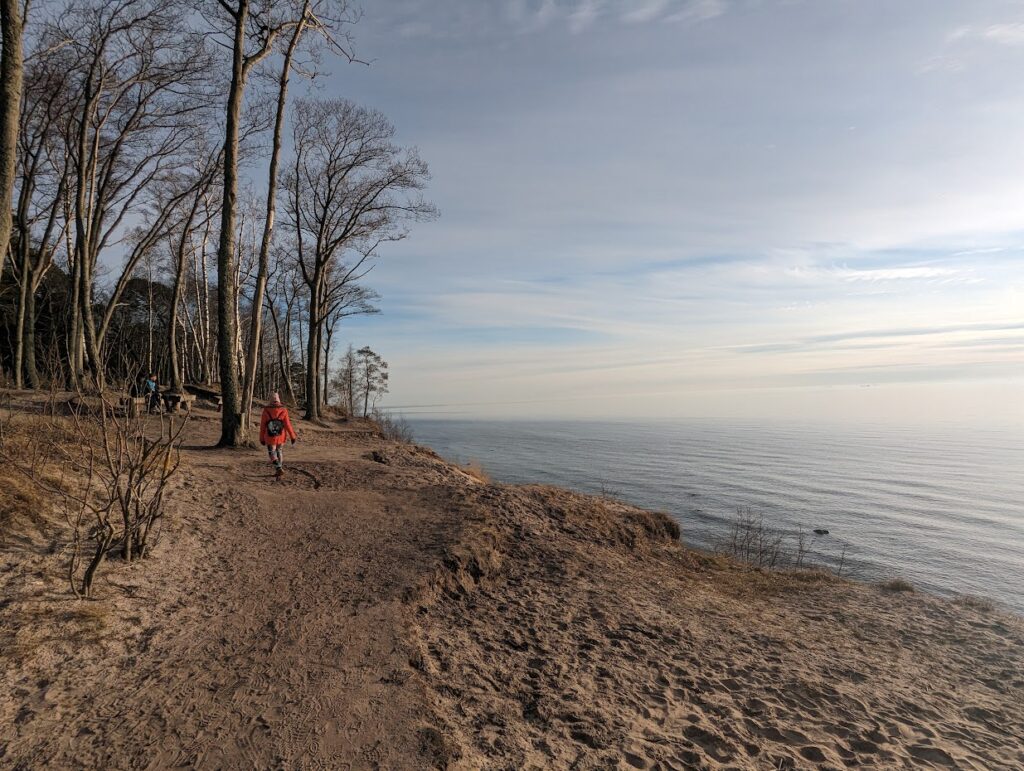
[274,467,283,480]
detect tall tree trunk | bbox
[322,322,333,409]
[22,279,37,387]
[79,261,103,389]
[168,236,191,392]
[241,8,307,426]
[216,3,250,446]
[147,258,155,372]
[303,282,319,421]
[0,0,23,290]
[13,259,28,387]
[314,318,322,410]
[73,76,104,391]
[268,297,297,406]
[68,247,83,387]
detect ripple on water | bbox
[409,419,1024,613]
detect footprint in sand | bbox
[909,744,958,767]
[799,745,828,763]
[683,724,734,762]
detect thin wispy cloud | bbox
[568,0,604,33]
[832,266,965,282]
[957,21,1024,45]
[983,22,1024,44]
[622,0,673,24]
[666,0,728,24]
[378,0,732,39]
[330,0,1024,420]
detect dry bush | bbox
[598,481,624,500]
[0,392,188,598]
[880,577,915,593]
[371,410,414,443]
[722,508,786,569]
[462,460,490,484]
[954,594,994,612]
[718,508,850,578]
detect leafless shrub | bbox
[718,508,853,579]
[954,594,995,612]
[1,391,187,598]
[371,410,414,443]
[794,526,809,569]
[880,577,915,593]
[723,508,786,569]
[462,461,490,484]
[836,544,848,578]
[598,481,624,501]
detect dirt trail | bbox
[3,409,1023,770]
[1,414,473,769]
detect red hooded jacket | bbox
[259,404,297,446]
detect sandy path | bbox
[1,414,467,769]
[3,409,1023,770]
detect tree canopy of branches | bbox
[284,98,436,422]
[1,0,430,440]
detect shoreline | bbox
[407,416,1024,615]
[2,404,1022,768]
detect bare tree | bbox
[240,0,359,425]
[283,98,436,422]
[322,282,378,408]
[202,0,297,446]
[204,0,362,445]
[0,0,25,287]
[336,342,356,416]
[356,345,387,417]
[11,47,72,388]
[49,0,211,388]
[266,259,302,405]
[167,150,221,392]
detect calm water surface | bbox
[407,419,1024,613]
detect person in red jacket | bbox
[259,393,297,479]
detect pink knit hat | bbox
[270,392,281,405]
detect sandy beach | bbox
[2,409,1022,769]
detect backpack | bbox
[266,418,284,438]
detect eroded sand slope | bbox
[2,414,1022,769]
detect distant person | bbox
[144,373,160,413]
[259,392,297,480]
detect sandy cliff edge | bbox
[1,409,1022,770]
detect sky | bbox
[313,0,1024,422]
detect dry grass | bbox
[0,599,110,665]
[712,561,842,600]
[0,471,50,535]
[0,414,77,537]
[954,594,995,612]
[462,460,490,484]
[880,577,915,593]
[64,603,109,639]
[370,411,414,443]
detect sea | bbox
[406,418,1024,614]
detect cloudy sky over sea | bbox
[325,0,1024,420]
